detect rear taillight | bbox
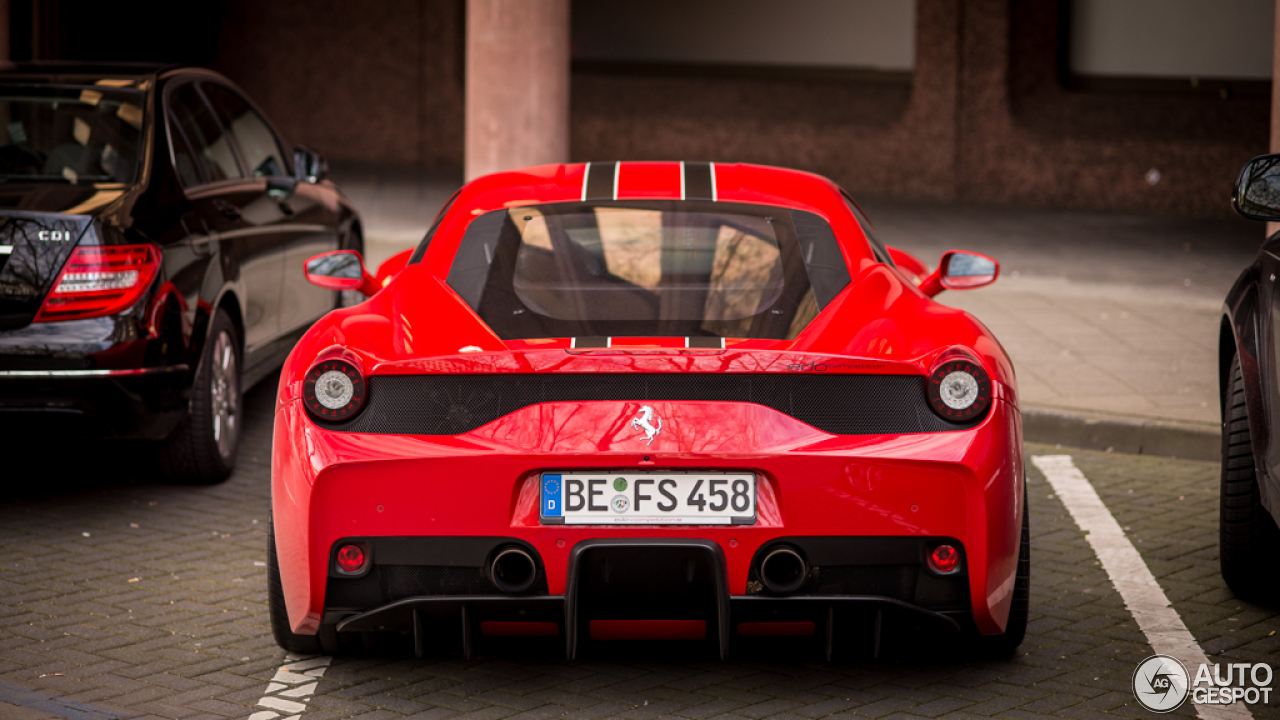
[303,358,367,422]
[926,350,992,422]
[34,244,161,322]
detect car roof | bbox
[418,161,878,272]
[0,62,211,86]
[459,162,849,216]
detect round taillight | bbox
[335,544,366,574]
[929,544,961,574]
[304,358,366,421]
[927,356,991,422]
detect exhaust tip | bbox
[490,546,537,593]
[759,546,808,594]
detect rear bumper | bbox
[0,365,191,439]
[327,537,966,659]
[334,594,961,661]
[272,397,1024,638]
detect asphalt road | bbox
[1,377,1277,720]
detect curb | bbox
[1022,405,1220,462]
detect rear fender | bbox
[187,283,243,376]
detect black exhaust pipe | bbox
[759,546,808,594]
[490,546,537,593]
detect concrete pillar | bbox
[1270,0,1280,234]
[465,0,570,181]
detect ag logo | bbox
[1132,655,1190,713]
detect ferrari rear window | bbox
[446,200,850,340]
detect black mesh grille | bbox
[326,564,548,609]
[317,373,980,436]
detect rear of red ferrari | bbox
[270,162,1026,658]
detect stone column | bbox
[465,0,570,182]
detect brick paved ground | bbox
[1,381,1277,719]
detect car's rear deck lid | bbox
[0,211,91,329]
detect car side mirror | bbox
[1234,153,1280,221]
[266,176,298,206]
[919,250,999,297]
[294,145,328,183]
[304,249,378,297]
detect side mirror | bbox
[1234,153,1280,221]
[294,145,328,183]
[919,250,999,297]
[304,249,378,297]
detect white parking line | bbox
[246,654,331,720]
[1031,455,1250,720]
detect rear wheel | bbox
[975,488,1030,657]
[158,309,240,484]
[1220,354,1280,603]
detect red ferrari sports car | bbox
[269,161,1027,659]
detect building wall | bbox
[213,0,465,169]
[974,0,1269,215]
[571,0,1268,216]
[1069,0,1273,80]
[573,0,915,71]
[208,0,1268,217]
[571,1,958,204]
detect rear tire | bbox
[975,487,1030,658]
[267,521,327,654]
[1220,354,1280,603]
[158,309,241,484]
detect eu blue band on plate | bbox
[542,474,562,517]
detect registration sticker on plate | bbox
[539,472,756,525]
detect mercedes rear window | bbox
[446,200,851,340]
[0,84,145,184]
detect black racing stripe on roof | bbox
[584,162,616,200]
[683,162,714,200]
[686,336,724,349]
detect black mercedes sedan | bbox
[0,64,362,483]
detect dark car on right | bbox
[1220,154,1280,603]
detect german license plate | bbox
[540,472,756,525]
